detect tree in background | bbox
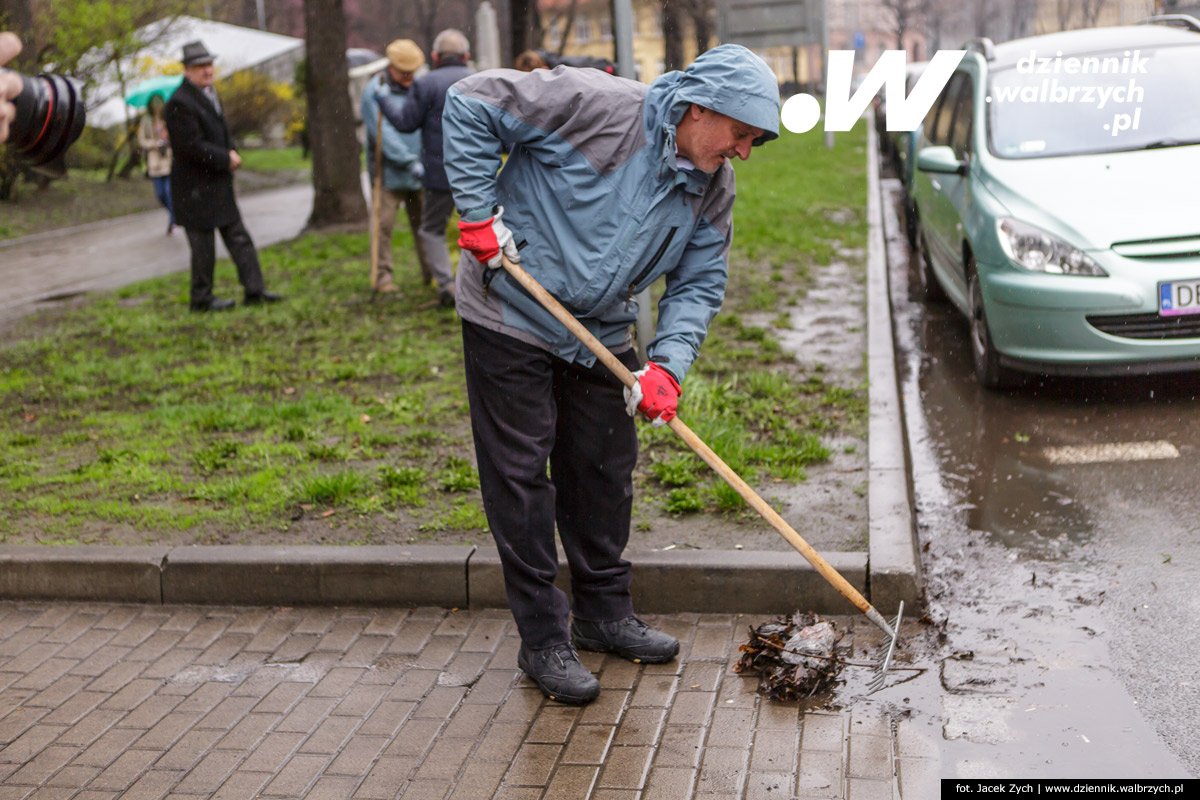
[880,0,928,51]
[542,0,581,54]
[510,0,544,62]
[662,0,715,73]
[681,0,714,59]
[661,0,684,72]
[0,0,189,198]
[303,0,366,227]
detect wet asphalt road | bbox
[0,182,313,327]
[883,178,1198,778]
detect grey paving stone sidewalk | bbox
[0,602,936,799]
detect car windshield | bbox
[988,42,1200,158]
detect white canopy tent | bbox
[86,15,304,130]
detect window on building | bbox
[577,17,594,44]
[599,16,612,41]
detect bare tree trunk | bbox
[881,0,927,52]
[303,0,367,228]
[530,1,543,50]
[662,0,684,72]
[510,0,543,57]
[552,0,580,55]
[687,0,714,57]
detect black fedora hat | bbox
[181,40,216,66]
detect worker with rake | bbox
[442,45,781,705]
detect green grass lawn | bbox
[237,146,311,173]
[0,126,867,546]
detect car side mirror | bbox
[917,146,967,176]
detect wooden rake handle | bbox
[368,113,384,291]
[500,256,895,636]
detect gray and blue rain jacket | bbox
[442,44,780,382]
[361,73,422,193]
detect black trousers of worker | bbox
[185,217,265,305]
[461,320,640,650]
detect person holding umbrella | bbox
[137,92,175,234]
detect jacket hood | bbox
[647,44,781,148]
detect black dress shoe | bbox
[189,297,235,312]
[572,616,680,664]
[517,643,600,705]
[244,290,284,306]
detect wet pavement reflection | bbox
[879,178,1196,778]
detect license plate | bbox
[1159,280,1200,317]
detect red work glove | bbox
[624,361,681,427]
[456,205,519,268]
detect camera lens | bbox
[8,71,86,166]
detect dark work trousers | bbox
[185,217,265,305]
[461,320,640,650]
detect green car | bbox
[910,19,1200,387]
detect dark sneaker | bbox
[244,290,284,306]
[517,643,600,705]
[571,616,680,664]
[189,297,235,312]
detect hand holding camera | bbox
[0,32,21,143]
[0,31,87,164]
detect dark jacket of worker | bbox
[377,54,472,192]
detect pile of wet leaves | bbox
[734,612,841,700]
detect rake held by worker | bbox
[499,254,904,691]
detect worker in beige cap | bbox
[360,38,431,292]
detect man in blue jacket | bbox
[361,39,429,294]
[378,29,472,308]
[443,45,780,704]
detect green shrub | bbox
[215,70,297,140]
[665,487,705,514]
[437,457,479,492]
[650,457,699,488]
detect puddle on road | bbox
[908,300,1096,557]
[866,183,1190,778]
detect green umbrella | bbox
[125,75,184,108]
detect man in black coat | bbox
[378,29,472,308]
[165,40,281,311]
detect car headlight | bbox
[996,218,1107,276]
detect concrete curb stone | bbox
[0,545,865,615]
[0,545,167,602]
[865,122,924,612]
[162,545,473,607]
[468,546,867,615]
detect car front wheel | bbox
[967,263,1015,389]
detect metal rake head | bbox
[867,601,904,693]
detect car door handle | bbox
[931,179,942,191]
